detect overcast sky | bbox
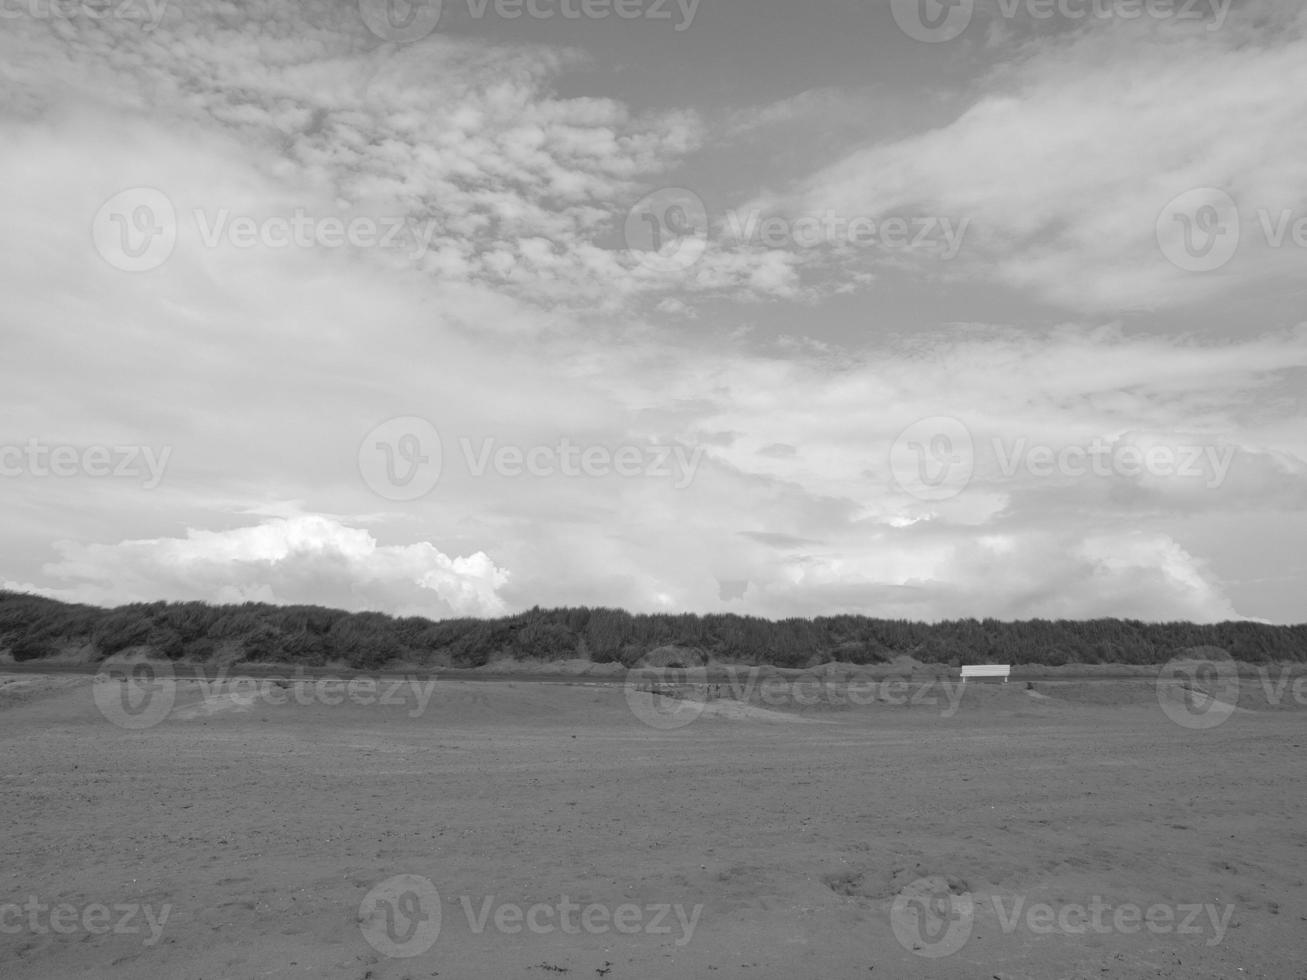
[1,0,1304,624]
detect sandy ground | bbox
[1,670,1304,979]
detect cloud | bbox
[2,0,1305,624]
[466,324,1307,621]
[769,9,1307,311]
[0,4,721,311]
[731,528,1239,623]
[725,87,876,139]
[6,516,510,617]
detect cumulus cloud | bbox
[729,528,1238,623]
[6,516,510,618]
[455,325,1307,621]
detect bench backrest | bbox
[960,664,1011,680]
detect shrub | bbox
[9,633,57,661]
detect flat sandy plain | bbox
[1,666,1305,979]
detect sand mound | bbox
[824,864,970,902]
[476,658,626,676]
[647,694,835,724]
[0,672,85,708]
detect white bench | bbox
[960,664,1011,683]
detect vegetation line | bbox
[1,592,1302,669]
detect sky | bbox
[1,0,1305,624]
